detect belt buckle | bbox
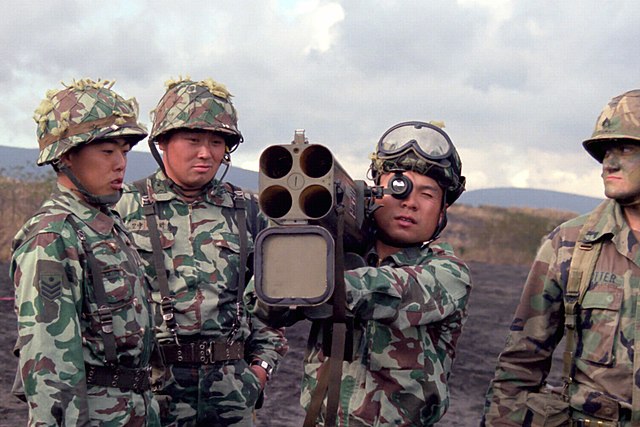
[111,368,120,388]
[133,366,151,393]
[97,306,114,334]
[207,340,216,364]
[574,418,618,427]
[86,365,96,383]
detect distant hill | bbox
[1,145,602,213]
[458,187,602,215]
[0,145,259,191]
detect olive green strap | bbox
[562,206,605,393]
[303,358,331,427]
[303,206,348,427]
[563,240,602,384]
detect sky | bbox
[2,0,639,198]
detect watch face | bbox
[252,360,273,375]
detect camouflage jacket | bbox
[116,170,287,369]
[484,199,640,425]
[300,243,471,426]
[11,184,156,426]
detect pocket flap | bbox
[213,237,240,253]
[581,287,622,311]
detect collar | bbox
[52,183,116,236]
[580,199,624,243]
[146,169,235,207]
[364,244,425,267]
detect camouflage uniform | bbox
[296,243,471,426]
[11,78,159,426]
[483,199,640,425]
[484,90,640,426]
[116,78,287,426]
[246,121,471,426]
[12,185,159,426]
[117,173,286,426]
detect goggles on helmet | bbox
[376,121,453,166]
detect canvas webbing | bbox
[562,204,606,394]
[67,216,118,365]
[133,179,178,337]
[229,187,248,343]
[133,180,250,344]
[304,206,348,427]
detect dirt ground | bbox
[0,261,545,426]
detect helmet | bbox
[34,78,148,166]
[149,77,243,152]
[370,121,466,204]
[583,89,640,163]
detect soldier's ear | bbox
[59,152,73,168]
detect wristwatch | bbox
[250,359,274,380]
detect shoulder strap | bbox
[13,205,66,249]
[562,207,606,390]
[66,215,118,366]
[132,179,179,340]
[227,183,249,343]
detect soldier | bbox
[116,78,287,426]
[483,89,640,426]
[11,79,160,425]
[247,121,472,426]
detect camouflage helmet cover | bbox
[149,77,243,152]
[370,121,466,204]
[34,79,148,166]
[583,89,640,162]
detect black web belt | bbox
[85,364,151,393]
[160,339,245,365]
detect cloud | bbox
[1,0,638,199]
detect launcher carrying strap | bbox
[304,206,348,427]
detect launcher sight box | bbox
[254,129,411,307]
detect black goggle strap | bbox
[367,153,451,181]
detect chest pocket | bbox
[86,238,137,306]
[207,232,242,291]
[128,218,175,252]
[578,286,623,366]
[127,218,176,281]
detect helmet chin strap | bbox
[429,192,449,241]
[217,153,231,182]
[57,163,122,208]
[618,197,640,208]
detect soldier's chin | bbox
[376,231,421,249]
[95,191,123,206]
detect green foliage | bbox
[442,204,577,266]
[0,166,56,261]
[0,173,579,266]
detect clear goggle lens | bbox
[377,121,453,161]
